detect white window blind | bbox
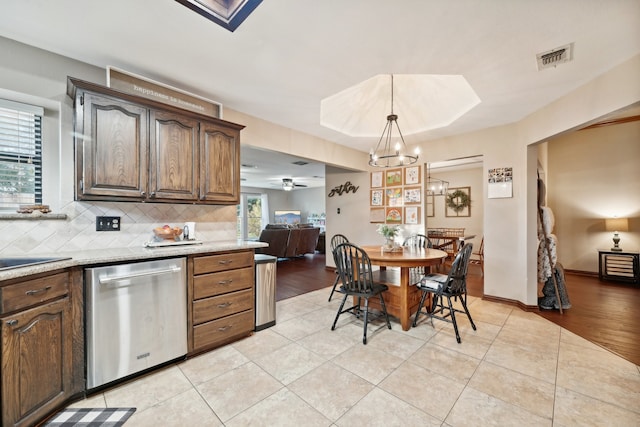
[0,99,43,210]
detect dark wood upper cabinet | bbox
[200,121,240,203]
[68,78,243,205]
[150,110,199,201]
[77,92,148,199]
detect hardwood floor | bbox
[275,253,640,366]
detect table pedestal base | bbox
[364,269,428,331]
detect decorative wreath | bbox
[446,189,470,213]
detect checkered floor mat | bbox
[43,408,136,427]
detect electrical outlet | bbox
[96,216,121,231]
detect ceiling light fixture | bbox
[369,74,419,168]
[426,163,449,196]
[282,179,295,191]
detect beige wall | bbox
[547,120,640,272]
[1,33,639,306]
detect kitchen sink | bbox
[0,257,72,271]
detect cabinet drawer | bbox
[193,251,253,275]
[193,310,253,350]
[193,289,254,325]
[0,273,69,314]
[193,267,253,299]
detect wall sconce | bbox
[605,217,629,251]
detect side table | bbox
[598,249,639,285]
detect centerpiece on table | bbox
[377,224,402,252]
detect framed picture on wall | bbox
[385,168,402,186]
[370,207,385,223]
[405,206,420,224]
[445,186,471,217]
[371,171,383,188]
[370,189,384,206]
[405,165,421,185]
[385,207,402,224]
[386,188,403,206]
[404,187,421,204]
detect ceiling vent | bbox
[537,43,573,70]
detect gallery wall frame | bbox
[370,189,385,206]
[370,207,385,223]
[405,165,421,185]
[371,171,384,188]
[385,169,403,187]
[404,187,421,204]
[405,206,421,224]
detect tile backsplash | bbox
[0,201,237,256]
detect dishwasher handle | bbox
[99,266,182,285]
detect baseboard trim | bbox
[564,269,598,277]
[482,294,538,312]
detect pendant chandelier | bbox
[426,163,449,196]
[369,75,419,168]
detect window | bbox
[0,99,43,210]
[237,193,269,240]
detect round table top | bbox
[360,245,448,268]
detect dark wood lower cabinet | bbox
[0,269,83,427]
[188,250,255,354]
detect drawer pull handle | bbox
[217,302,231,308]
[25,286,52,296]
[217,325,231,332]
[217,280,233,285]
[6,319,18,326]
[218,260,233,265]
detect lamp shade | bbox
[605,218,629,232]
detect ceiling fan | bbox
[281,178,307,191]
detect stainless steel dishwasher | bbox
[85,257,187,389]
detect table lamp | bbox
[605,217,629,251]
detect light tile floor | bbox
[70,287,640,426]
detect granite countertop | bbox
[0,240,268,282]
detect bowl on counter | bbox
[153,226,183,240]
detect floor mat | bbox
[43,408,136,427]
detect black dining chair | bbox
[328,234,349,301]
[402,234,433,284]
[412,243,476,343]
[331,242,392,344]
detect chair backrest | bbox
[442,243,474,294]
[403,234,433,249]
[330,234,349,251]
[332,243,375,294]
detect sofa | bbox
[255,224,321,259]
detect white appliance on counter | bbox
[85,257,187,389]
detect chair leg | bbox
[331,294,348,331]
[328,272,340,302]
[460,294,477,331]
[412,288,430,327]
[379,293,392,330]
[446,296,462,343]
[362,298,370,344]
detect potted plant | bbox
[377,224,401,250]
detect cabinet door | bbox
[78,92,148,199]
[150,111,199,200]
[200,121,240,204]
[1,298,72,427]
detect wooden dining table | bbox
[428,234,476,254]
[360,245,448,331]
